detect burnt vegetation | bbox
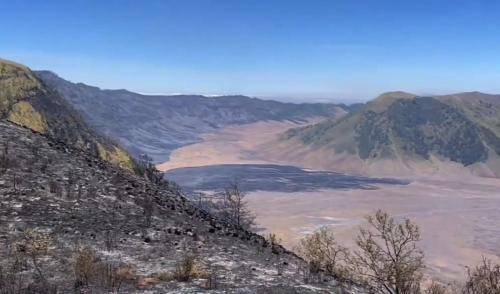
[0,121,351,293]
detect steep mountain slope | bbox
[0,59,134,170]
[0,120,365,293]
[0,59,363,293]
[36,71,346,162]
[278,92,500,177]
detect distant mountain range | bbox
[36,71,346,162]
[18,62,500,178]
[0,59,134,170]
[278,91,500,177]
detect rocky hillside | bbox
[279,91,500,177]
[0,120,366,293]
[0,59,134,171]
[36,70,346,162]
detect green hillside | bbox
[284,92,500,168]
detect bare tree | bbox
[353,210,424,294]
[217,180,255,230]
[463,257,500,294]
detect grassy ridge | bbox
[0,59,135,171]
[284,93,500,166]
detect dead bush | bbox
[463,257,500,294]
[173,253,208,282]
[1,230,56,293]
[296,226,350,280]
[216,180,256,230]
[0,142,12,174]
[425,281,450,294]
[0,264,22,293]
[202,270,218,290]
[48,180,63,198]
[104,229,117,251]
[72,246,137,292]
[154,271,173,282]
[17,229,53,284]
[73,246,98,287]
[95,262,137,292]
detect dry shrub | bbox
[425,281,450,294]
[0,264,22,293]
[296,226,350,280]
[354,210,424,294]
[173,253,209,282]
[463,257,500,294]
[0,142,13,174]
[95,263,137,291]
[136,272,173,289]
[73,246,97,287]
[73,246,137,291]
[18,230,53,283]
[154,271,173,282]
[202,271,218,290]
[1,230,56,294]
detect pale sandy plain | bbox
[158,120,500,282]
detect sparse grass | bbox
[7,101,48,134]
[97,143,136,172]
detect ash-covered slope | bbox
[279,92,500,177]
[36,70,346,162]
[0,120,363,293]
[0,59,134,170]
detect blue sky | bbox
[2,0,500,102]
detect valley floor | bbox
[157,119,320,171]
[158,119,500,283]
[245,177,500,282]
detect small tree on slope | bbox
[353,210,424,294]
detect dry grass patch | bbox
[73,246,138,292]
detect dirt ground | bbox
[157,119,320,171]
[246,177,500,282]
